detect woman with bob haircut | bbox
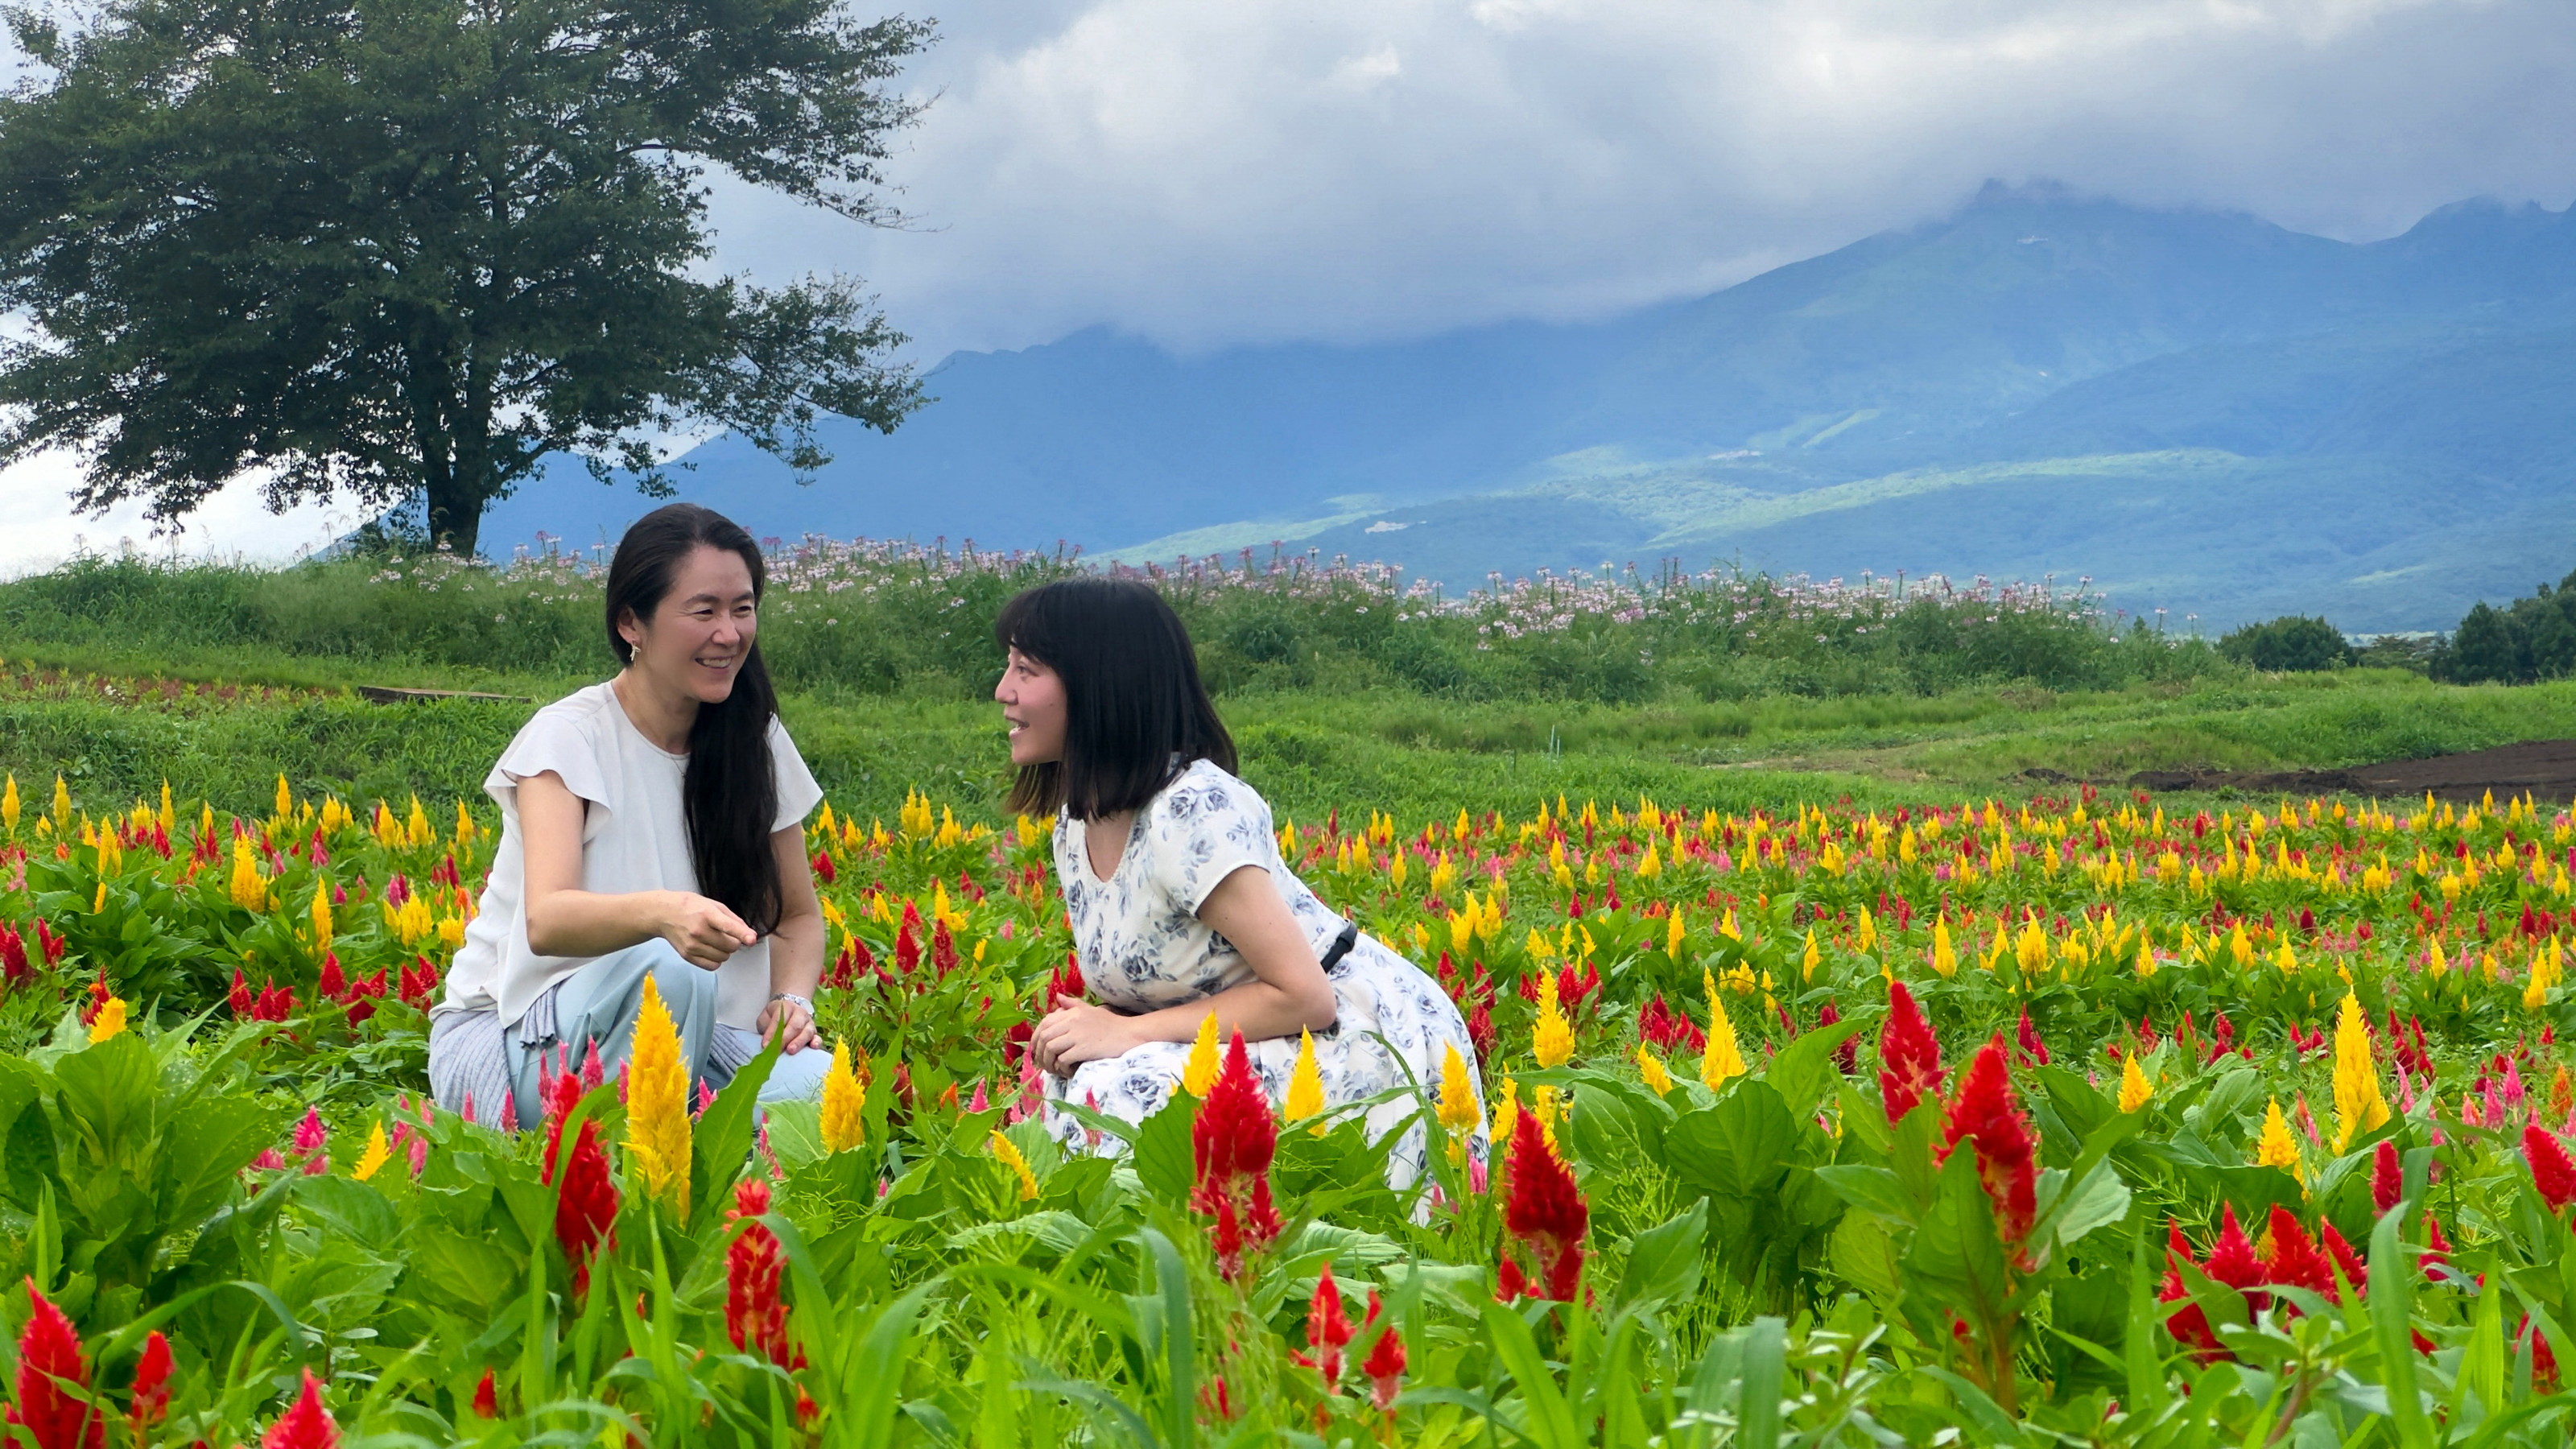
[427,502,832,1126]
[995,577,1484,1183]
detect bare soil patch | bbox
[2122,739,2576,804]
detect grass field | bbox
[2,658,2569,828]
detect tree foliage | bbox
[2215,615,2351,673]
[0,0,935,555]
[2435,568,2576,683]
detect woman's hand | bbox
[659,891,758,968]
[1029,995,1140,1075]
[758,995,819,1054]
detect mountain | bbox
[476,183,2576,630]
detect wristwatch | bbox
[770,992,815,1015]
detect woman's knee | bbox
[759,1043,832,1104]
[630,938,715,1013]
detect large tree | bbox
[0,0,933,555]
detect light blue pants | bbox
[429,939,828,1129]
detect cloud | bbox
[704,0,2576,356]
[7,1,2570,557]
[0,452,354,578]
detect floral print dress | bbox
[1042,760,1485,1186]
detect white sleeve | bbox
[1149,770,1273,913]
[767,717,824,832]
[486,706,613,811]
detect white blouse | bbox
[441,682,822,1030]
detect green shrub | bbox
[2216,614,2352,672]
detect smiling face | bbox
[618,545,758,704]
[994,646,1068,768]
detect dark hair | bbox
[995,578,1235,819]
[603,503,783,935]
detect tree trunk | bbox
[424,470,481,559]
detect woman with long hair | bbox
[427,503,832,1125]
[994,578,1484,1183]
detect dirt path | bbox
[2125,739,2576,804]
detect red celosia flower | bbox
[2259,1206,2337,1304]
[1464,1001,1497,1063]
[931,919,960,976]
[1360,1315,1406,1413]
[1877,981,1945,1124]
[2160,1205,2268,1359]
[1818,1001,1857,1074]
[553,1119,619,1300]
[2320,1221,2367,1297]
[316,955,345,1001]
[2523,1315,2562,1393]
[1939,1037,2038,1254]
[2157,1220,2226,1360]
[261,1368,336,1449]
[2372,1139,2404,1214]
[10,1279,101,1449]
[1293,1263,1356,1384]
[129,1330,171,1430]
[2423,1214,2454,1282]
[471,1369,497,1420]
[2012,1008,2050,1067]
[0,924,25,983]
[1496,1110,1587,1303]
[725,1178,798,1368]
[2523,1123,2576,1210]
[229,967,254,1017]
[1191,1032,1282,1278]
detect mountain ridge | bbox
[477,182,2576,630]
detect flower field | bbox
[6,773,2576,1445]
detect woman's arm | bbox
[518,770,756,968]
[1028,864,1336,1074]
[755,824,824,1052]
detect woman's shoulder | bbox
[1150,759,1269,830]
[490,683,621,791]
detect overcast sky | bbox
[3,0,2573,564]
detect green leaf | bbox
[293,1174,399,1249]
[1615,1199,1707,1310]
[1738,1315,1785,1449]
[2041,1160,2132,1249]
[1664,1081,1795,1199]
[1143,1227,1195,1449]
[1479,1301,1582,1449]
[2456,1269,2505,1423]
[1765,1017,1865,1118]
[2368,1203,2435,1449]
[1130,1097,1196,1209]
[1813,1165,1913,1224]
[688,1029,778,1232]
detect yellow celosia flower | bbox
[2331,991,2390,1151]
[1286,1029,1326,1133]
[274,774,292,819]
[1491,1075,1520,1143]
[2255,1097,2303,1182]
[819,1039,868,1153]
[51,774,70,831]
[1930,915,1958,978]
[1436,1042,1480,1137]
[1532,972,1573,1068]
[1666,906,1685,960]
[1,774,16,834]
[624,975,692,1216]
[87,997,127,1043]
[990,1129,1038,1200]
[1181,1012,1221,1096]
[1856,906,1876,954]
[1802,927,1821,982]
[1636,1042,1673,1096]
[311,889,332,943]
[353,1121,392,1181]
[1700,972,1747,1089]
[1532,1083,1562,1152]
[2117,1055,2153,1113]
